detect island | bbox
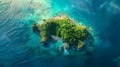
[32,16,95,56]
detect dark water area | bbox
[0,0,120,67]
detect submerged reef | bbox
[32,16,94,57]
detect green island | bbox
[32,16,94,52]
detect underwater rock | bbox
[32,16,94,56]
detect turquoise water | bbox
[0,0,120,67]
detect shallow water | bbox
[0,0,120,67]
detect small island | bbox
[32,16,94,56]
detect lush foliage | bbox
[32,16,91,49]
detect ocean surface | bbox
[0,0,120,67]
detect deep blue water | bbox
[0,0,120,67]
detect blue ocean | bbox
[0,0,120,67]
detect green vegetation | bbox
[32,16,93,49]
